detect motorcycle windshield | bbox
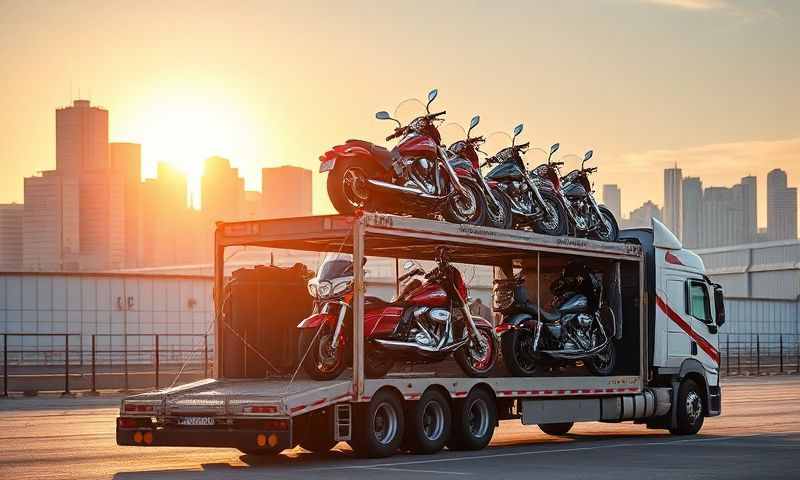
[523,147,549,173]
[317,253,355,281]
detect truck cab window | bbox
[687,281,711,323]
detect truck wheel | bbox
[299,411,339,453]
[670,379,705,435]
[447,388,496,451]
[301,436,339,453]
[351,390,405,458]
[404,389,451,454]
[501,329,538,376]
[538,422,574,436]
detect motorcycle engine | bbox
[563,313,594,350]
[404,158,436,194]
[409,307,450,347]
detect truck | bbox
[116,212,725,458]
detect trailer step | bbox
[334,403,352,441]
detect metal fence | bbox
[1,333,213,396]
[720,333,800,376]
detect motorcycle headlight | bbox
[332,279,352,295]
[493,284,515,311]
[307,282,318,298]
[317,281,332,298]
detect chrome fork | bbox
[330,301,349,349]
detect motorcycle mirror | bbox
[547,143,560,163]
[376,110,402,128]
[512,123,523,147]
[467,115,480,137]
[584,150,593,162]
[426,89,438,113]
[403,260,415,271]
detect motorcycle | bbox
[318,89,487,225]
[482,124,568,235]
[494,261,617,376]
[531,147,619,242]
[447,115,513,229]
[297,248,498,380]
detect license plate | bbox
[319,159,335,172]
[178,416,215,426]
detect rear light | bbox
[243,405,279,414]
[124,403,155,413]
[263,419,289,431]
[117,417,152,428]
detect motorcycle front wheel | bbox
[455,325,497,377]
[533,190,568,236]
[443,177,487,226]
[587,338,616,376]
[500,328,538,376]
[485,186,513,229]
[298,325,347,381]
[594,205,619,242]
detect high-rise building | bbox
[625,201,661,229]
[242,191,264,219]
[202,156,245,223]
[740,175,757,243]
[78,170,126,270]
[681,177,703,248]
[261,166,312,219]
[111,143,142,267]
[141,163,194,266]
[0,203,24,271]
[663,166,682,237]
[767,169,798,241]
[602,185,621,223]
[700,186,745,248]
[56,100,109,174]
[23,172,80,270]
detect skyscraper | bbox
[602,184,621,223]
[110,143,142,267]
[681,177,703,248]
[625,201,661,228]
[740,175,757,243]
[700,186,745,248]
[23,171,80,270]
[202,156,245,222]
[663,166,682,237]
[261,166,312,218]
[767,169,798,241]
[56,100,109,174]
[0,203,24,271]
[141,163,193,266]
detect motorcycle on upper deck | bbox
[318,89,487,225]
[296,248,497,381]
[481,124,568,235]
[531,147,619,242]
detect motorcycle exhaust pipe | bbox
[372,338,469,354]
[366,179,446,201]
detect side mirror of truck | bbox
[713,284,725,327]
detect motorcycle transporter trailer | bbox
[117,212,723,458]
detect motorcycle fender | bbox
[297,312,336,329]
[453,167,473,177]
[494,313,536,335]
[318,144,387,173]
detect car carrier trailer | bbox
[117,212,724,458]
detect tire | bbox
[500,328,538,377]
[365,348,393,379]
[454,325,497,377]
[669,379,705,435]
[485,186,513,229]
[538,422,574,436]
[297,410,339,453]
[586,338,616,376]
[301,436,339,453]
[350,390,405,458]
[447,388,496,451]
[404,389,452,454]
[443,177,487,226]
[594,205,619,242]
[298,325,347,381]
[326,157,377,215]
[533,190,568,236]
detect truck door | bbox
[684,278,720,372]
[665,278,690,367]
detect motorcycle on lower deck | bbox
[482,124,568,235]
[297,249,498,380]
[494,262,617,376]
[531,147,619,242]
[318,89,487,226]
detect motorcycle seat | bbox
[526,302,561,323]
[346,139,394,169]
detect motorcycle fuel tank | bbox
[562,181,587,200]
[406,282,450,307]
[397,135,439,160]
[486,161,525,182]
[557,294,590,314]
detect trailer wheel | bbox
[447,388,496,451]
[351,390,405,458]
[670,379,705,435]
[404,389,452,454]
[538,422,574,436]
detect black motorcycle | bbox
[494,262,617,376]
[532,148,619,242]
[482,124,568,235]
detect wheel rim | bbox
[373,402,399,445]
[685,390,702,425]
[514,331,537,374]
[342,167,370,208]
[450,184,478,222]
[467,398,490,438]
[469,329,494,371]
[487,191,508,226]
[314,328,342,374]
[421,400,446,441]
[540,199,561,233]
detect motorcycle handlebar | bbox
[551,161,564,166]
[428,110,446,118]
[398,267,424,282]
[585,166,598,173]
[386,126,407,141]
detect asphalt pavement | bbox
[1,376,798,479]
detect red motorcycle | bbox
[297,249,497,380]
[318,89,487,225]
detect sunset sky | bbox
[1,0,798,228]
